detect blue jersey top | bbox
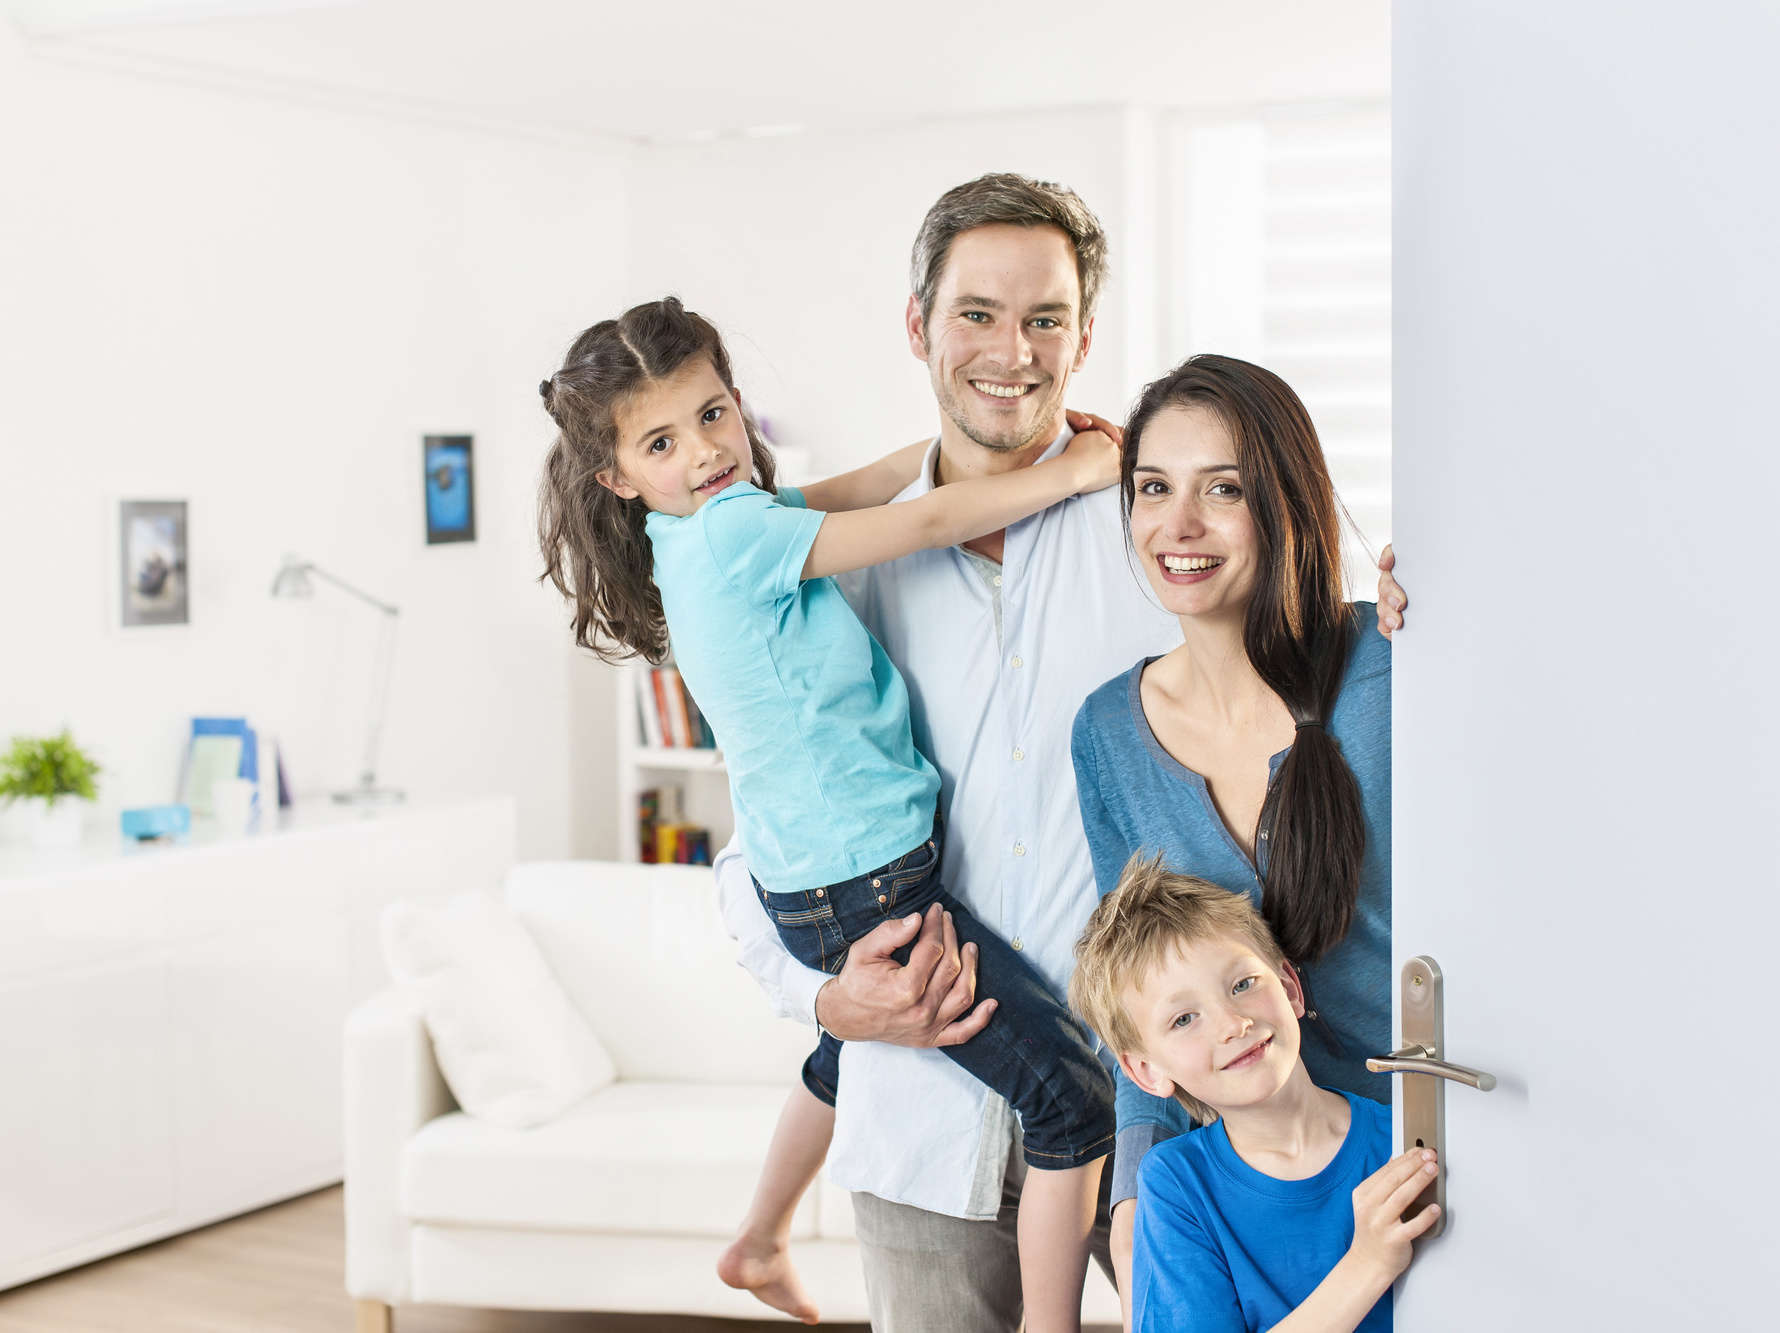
[1132,1090,1392,1333]
[644,483,939,892]
[1071,607,1391,1203]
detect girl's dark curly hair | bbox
[537,297,776,663]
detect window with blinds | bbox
[1169,101,1391,594]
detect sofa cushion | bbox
[502,862,814,1085]
[382,891,616,1129]
[402,1080,820,1239]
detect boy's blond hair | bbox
[1071,854,1289,1123]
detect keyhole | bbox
[1415,1138,1425,1148]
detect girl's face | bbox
[599,356,751,517]
[1129,404,1260,622]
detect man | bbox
[717,172,1177,1330]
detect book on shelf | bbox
[660,667,692,747]
[685,692,713,748]
[637,787,660,863]
[636,663,718,750]
[648,669,675,746]
[653,822,711,865]
[634,669,664,749]
[636,784,709,865]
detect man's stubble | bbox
[927,360,1073,460]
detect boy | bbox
[1070,856,1439,1332]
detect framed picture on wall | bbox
[119,499,188,627]
[423,434,476,545]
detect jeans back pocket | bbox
[882,837,940,908]
[755,880,844,974]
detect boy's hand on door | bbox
[1347,1147,1441,1281]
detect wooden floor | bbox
[0,1188,867,1333]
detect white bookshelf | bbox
[615,659,733,863]
[632,745,727,772]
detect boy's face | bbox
[1117,932,1307,1115]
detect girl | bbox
[538,297,1117,1331]
[1068,354,1392,1320]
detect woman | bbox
[1069,354,1392,1313]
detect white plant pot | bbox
[10,797,89,849]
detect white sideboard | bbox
[0,794,516,1291]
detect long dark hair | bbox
[537,297,777,664]
[1122,353,1365,964]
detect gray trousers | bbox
[851,1134,1117,1332]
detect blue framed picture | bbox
[423,435,476,545]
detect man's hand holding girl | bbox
[813,904,997,1048]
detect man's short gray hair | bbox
[910,173,1109,332]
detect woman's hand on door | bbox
[1376,544,1408,638]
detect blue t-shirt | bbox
[644,483,939,892]
[1071,607,1391,1201]
[1133,1090,1392,1333]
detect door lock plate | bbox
[1364,956,1497,1239]
[1399,955,1445,1235]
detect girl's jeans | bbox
[753,822,1114,1171]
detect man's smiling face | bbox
[908,222,1093,455]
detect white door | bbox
[1392,2,1779,1327]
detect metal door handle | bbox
[1367,1042,1497,1092]
[1375,956,1496,1241]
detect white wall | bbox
[625,106,1159,474]
[0,25,630,858]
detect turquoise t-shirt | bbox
[644,483,939,892]
[1132,1090,1392,1333]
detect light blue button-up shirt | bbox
[716,429,1179,1220]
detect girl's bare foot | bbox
[717,1232,819,1324]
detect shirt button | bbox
[1259,831,1269,841]
[1011,937,1024,951]
[1013,841,1026,857]
[993,575,1003,587]
[1011,655,1023,669]
[1012,747,1024,761]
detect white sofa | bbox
[343,859,1121,1328]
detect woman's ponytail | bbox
[1247,615,1365,962]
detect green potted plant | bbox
[0,730,101,849]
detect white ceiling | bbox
[6,0,1389,143]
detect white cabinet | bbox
[0,957,176,1266]
[0,795,515,1290]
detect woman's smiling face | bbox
[1129,404,1260,621]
